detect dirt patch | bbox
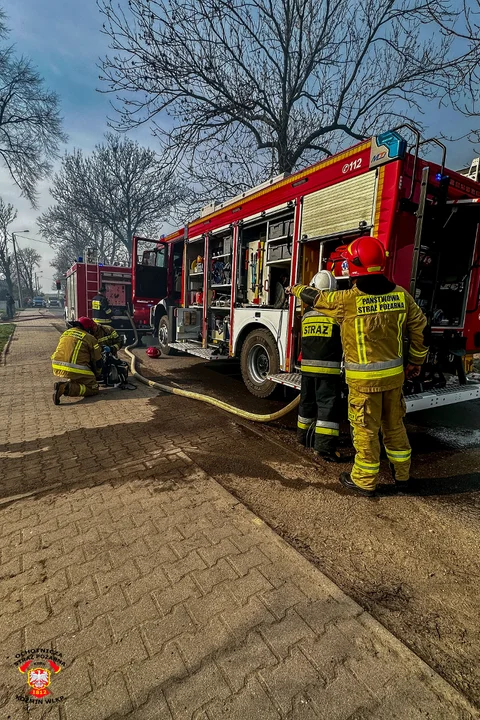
[147,391,480,708]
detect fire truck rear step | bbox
[168,342,224,361]
[267,373,302,390]
[404,381,480,412]
[267,373,480,413]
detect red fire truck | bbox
[139,128,480,411]
[64,238,184,337]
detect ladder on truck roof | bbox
[84,249,101,318]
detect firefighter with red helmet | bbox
[51,316,103,405]
[288,236,428,496]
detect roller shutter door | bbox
[301,171,377,239]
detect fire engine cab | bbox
[140,128,480,412]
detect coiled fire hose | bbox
[123,315,300,423]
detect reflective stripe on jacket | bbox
[51,328,102,377]
[292,283,428,392]
[297,286,342,377]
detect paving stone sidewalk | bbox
[0,313,477,720]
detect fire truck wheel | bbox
[158,315,172,355]
[240,328,280,398]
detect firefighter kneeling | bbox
[51,317,103,405]
[297,271,342,462]
[289,236,428,497]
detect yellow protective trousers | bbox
[348,386,411,491]
[53,368,99,398]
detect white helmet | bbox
[311,270,337,291]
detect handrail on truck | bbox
[416,138,447,177]
[390,123,421,200]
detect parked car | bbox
[48,298,60,307]
[32,297,46,308]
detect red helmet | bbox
[146,346,160,358]
[341,236,386,277]
[78,316,96,332]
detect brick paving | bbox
[0,313,478,720]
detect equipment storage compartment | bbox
[176,307,202,341]
[186,235,205,309]
[208,229,233,349]
[267,239,292,263]
[414,202,480,328]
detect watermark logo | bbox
[15,648,65,705]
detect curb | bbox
[1,325,15,366]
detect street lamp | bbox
[11,229,29,308]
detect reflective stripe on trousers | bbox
[315,419,340,436]
[297,415,315,431]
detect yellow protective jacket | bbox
[297,285,342,376]
[93,324,123,353]
[292,282,428,392]
[51,328,102,378]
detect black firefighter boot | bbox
[389,462,414,493]
[339,472,376,497]
[53,381,69,406]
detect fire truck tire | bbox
[158,315,172,355]
[240,329,280,398]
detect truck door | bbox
[132,236,168,302]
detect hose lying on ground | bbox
[123,315,299,423]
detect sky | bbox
[0,0,153,292]
[1,1,479,293]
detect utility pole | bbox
[11,233,23,309]
[11,229,29,308]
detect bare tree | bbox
[0,196,17,297]
[98,0,475,198]
[39,204,124,266]
[428,0,480,138]
[0,9,66,206]
[12,246,41,297]
[39,133,185,256]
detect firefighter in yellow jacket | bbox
[89,319,123,355]
[289,236,428,496]
[51,316,103,404]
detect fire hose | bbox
[123,316,300,423]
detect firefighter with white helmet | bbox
[288,236,428,496]
[296,269,343,461]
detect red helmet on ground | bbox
[146,347,160,358]
[341,236,386,277]
[78,316,96,332]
